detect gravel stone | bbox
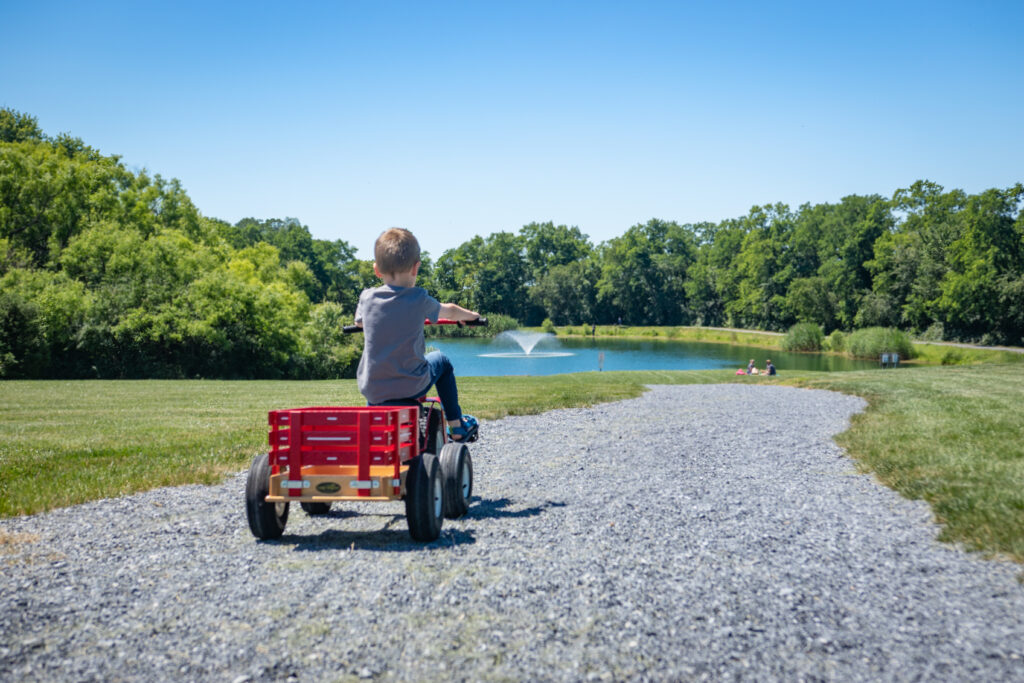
[2,384,1023,681]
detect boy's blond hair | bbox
[374,228,421,276]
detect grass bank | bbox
[553,324,784,349]
[2,365,1023,562]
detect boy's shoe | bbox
[448,415,479,443]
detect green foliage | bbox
[0,108,45,143]
[0,109,364,379]
[782,322,824,352]
[596,219,697,325]
[2,108,1022,378]
[541,318,556,334]
[825,330,846,352]
[919,322,946,342]
[940,348,966,365]
[845,327,916,360]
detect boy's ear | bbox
[373,262,383,279]
[412,261,421,277]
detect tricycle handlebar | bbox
[343,317,488,334]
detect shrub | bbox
[845,327,916,360]
[541,318,556,334]
[920,322,945,342]
[782,322,824,352]
[826,330,846,352]
[941,348,966,365]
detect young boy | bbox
[353,228,480,441]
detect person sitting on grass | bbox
[766,359,776,376]
[353,228,481,442]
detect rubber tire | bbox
[405,453,443,542]
[422,405,445,455]
[440,442,473,519]
[300,502,331,516]
[245,453,288,540]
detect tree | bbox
[724,205,795,331]
[530,259,599,325]
[519,221,593,282]
[596,219,697,325]
[0,108,44,143]
[863,181,967,332]
[936,184,1024,343]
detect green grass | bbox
[909,342,1024,366]
[785,364,1024,563]
[2,364,1023,563]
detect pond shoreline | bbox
[525,325,1024,365]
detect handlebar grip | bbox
[342,324,363,334]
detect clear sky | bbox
[2,1,1022,258]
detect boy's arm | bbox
[438,303,480,322]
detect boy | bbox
[353,228,480,441]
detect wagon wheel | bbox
[405,452,443,541]
[300,502,331,516]
[440,442,473,519]
[245,453,288,540]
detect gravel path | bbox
[2,384,1023,682]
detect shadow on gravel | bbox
[471,497,566,519]
[269,516,477,552]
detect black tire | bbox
[422,404,445,455]
[405,453,443,542]
[245,453,288,540]
[440,442,473,519]
[300,502,331,516]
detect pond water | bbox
[427,333,876,377]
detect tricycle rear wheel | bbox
[440,442,472,519]
[245,453,288,540]
[405,453,443,542]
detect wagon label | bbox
[316,482,341,494]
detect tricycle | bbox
[245,318,485,542]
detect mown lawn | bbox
[2,364,1022,562]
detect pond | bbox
[427,332,876,377]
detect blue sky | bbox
[2,1,1022,258]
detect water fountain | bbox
[479,330,575,358]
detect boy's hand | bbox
[438,303,480,321]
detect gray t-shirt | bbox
[354,285,442,404]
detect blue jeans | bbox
[422,350,462,422]
[371,351,462,422]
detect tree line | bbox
[2,108,1022,378]
[430,188,1023,347]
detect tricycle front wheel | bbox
[300,502,332,516]
[245,452,288,540]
